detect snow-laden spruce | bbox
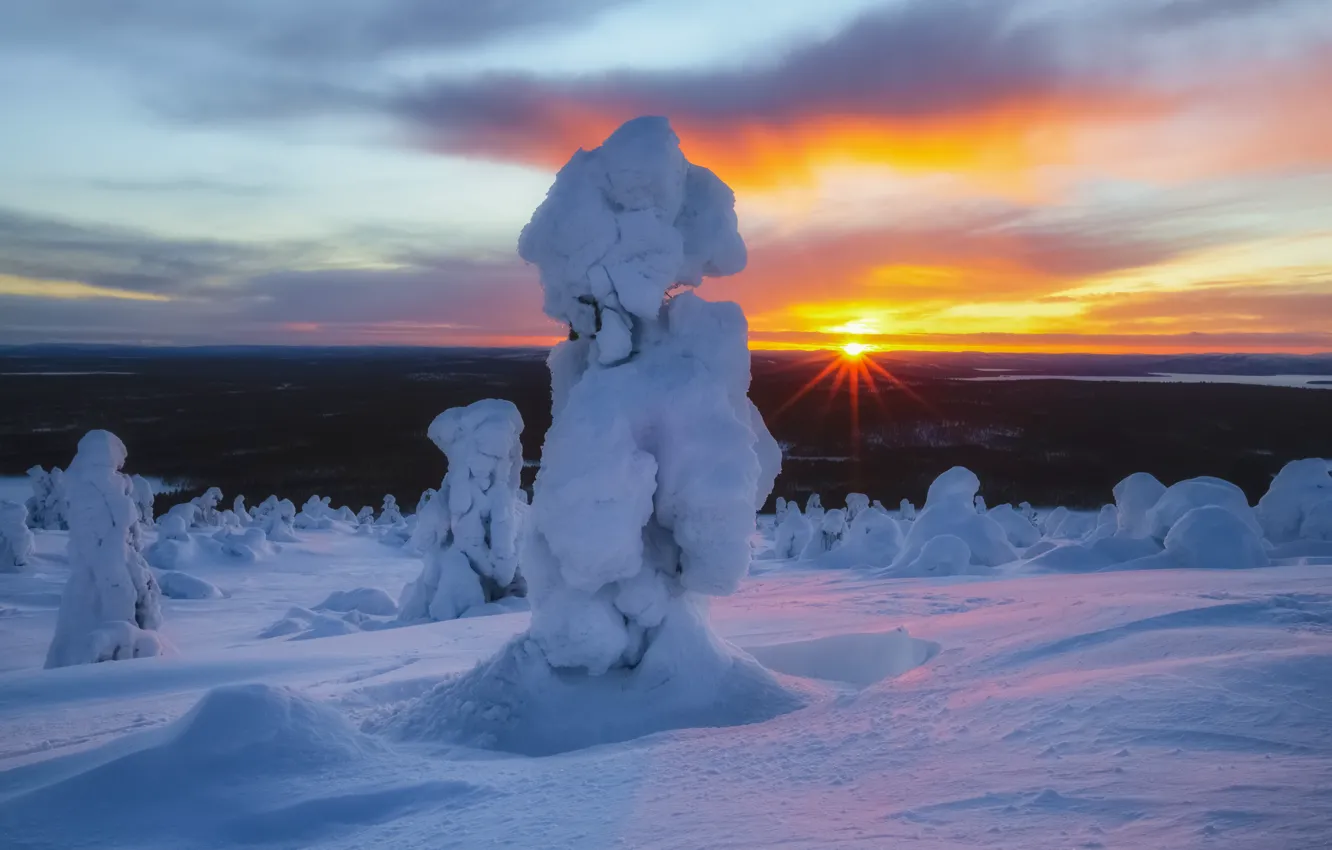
[45,431,165,668]
[129,474,154,529]
[1,501,35,572]
[398,399,527,622]
[24,465,67,530]
[391,117,799,754]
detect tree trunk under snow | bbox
[45,430,165,668]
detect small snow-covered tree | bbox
[805,493,825,522]
[398,400,526,622]
[190,487,224,527]
[129,474,154,529]
[774,496,788,522]
[45,431,164,668]
[801,508,847,558]
[252,496,298,542]
[376,495,403,526]
[1112,472,1166,539]
[1017,501,1037,523]
[772,502,812,559]
[1256,459,1332,543]
[845,493,869,522]
[294,496,333,530]
[24,465,68,530]
[973,494,987,514]
[356,506,375,524]
[900,498,917,521]
[1,501,35,571]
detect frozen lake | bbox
[958,372,1332,389]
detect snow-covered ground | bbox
[2,523,1330,849]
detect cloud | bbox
[0,0,624,62]
[0,208,555,345]
[0,208,290,297]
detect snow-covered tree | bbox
[899,498,917,521]
[294,496,334,530]
[45,431,164,668]
[774,496,788,522]
[844,493,869,522]
[801,508,847,558]
[190,486,224,527]
[24,465,68,530]
[233,494,249,522]
[376,495,403,526]
[511,117,782,678]
[805,493,824,522]
[398,400,526,622]
[890,467,1017,570]
[1017,501,1037,523]
[1112,472,1166,538]
[356,506,375,525]
[123,473,154,535]
[973,494,987,514]
[1256,459,1332,543]
[1,501,35,571]
[772,502,812,559]
[251,496,298,542]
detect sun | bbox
[840,342,873,358]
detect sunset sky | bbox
[2,0,1330,352]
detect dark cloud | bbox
[0,208,288,296]
[384,0,1088,152]
[0,208,553,344]
[0,0,625,63]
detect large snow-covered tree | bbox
[391,117,796,754]
[398,399,526,622]
[515,116,780,675]
[45,431,165,668]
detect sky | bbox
[1,0,1330,353]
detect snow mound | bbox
[155,569,223,600]
[746,628,939,687]
[259,606,383,641]
[167,684,375,765]
[889,534,980,577]
[317,587,397,617]
[1164,505,1271,570]
[387,627,807,757]
[1257,458,1332,543]
[1147,476,1261,541]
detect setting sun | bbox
[840,342,873,357]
